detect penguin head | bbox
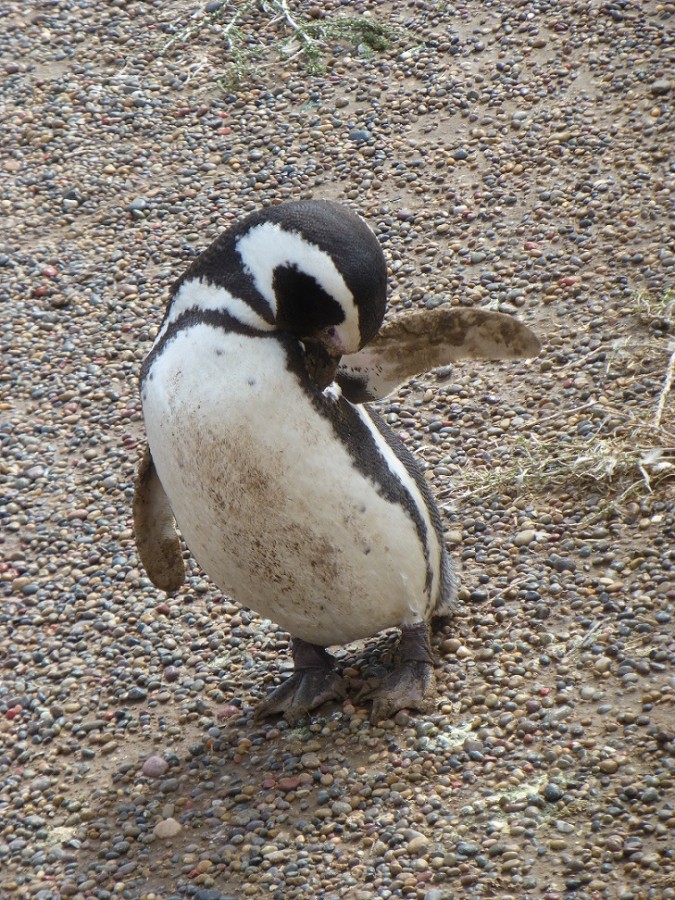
[235,200,388,356]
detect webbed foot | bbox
[255,638,346,725]
[367,622,436,723]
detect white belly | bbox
[142,326,439,646]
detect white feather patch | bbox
[156,278,274,343]
[323,382,342,403]
[236,221,362,351]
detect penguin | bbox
[134,200,540,723]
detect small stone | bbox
[331,801,352,816]
[514,529,536,547]
[125,686,148,701]
[300,752,321,768]
[456,841,480,857]
[142,756,169,778]
[153,817,182,839]
[407,833,431,854]
[349,128,371,143]
[543,783,564,803]
[594,657,612,674]
[278,776,301,792]
[650,79,672,96]
[440,638,460,653]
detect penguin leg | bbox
[255,638,346,725]
[369,622,435,723]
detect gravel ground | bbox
[1,1,674,898]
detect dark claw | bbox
[255,668,346,725]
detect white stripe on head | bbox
[156,278,274,343]
[236,221,362,351]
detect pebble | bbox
[1,1,672,898]
[543,783,565,803]
[407,833,431,854]
[153,818,182,839]
[513,529,536,547]
[142,755,170,778]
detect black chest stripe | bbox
[280,337,436,598]
[140,307,274,385]
[366,411,455,611]
[364,410,442,598]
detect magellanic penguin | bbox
[134,200,540,723]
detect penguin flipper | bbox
[335,307,541,402]
[133,445,185,593]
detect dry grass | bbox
[160,0,401,85]
[450,407,674,504]
[634,286,675,330]
[444,289,675,511]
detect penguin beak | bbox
[302,327,345,390]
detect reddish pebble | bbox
[6,705,22,720]
[217,705,239,718]
[278,776,301,792]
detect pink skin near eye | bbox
[323,326,345,358]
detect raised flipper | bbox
[336,307,541,403]
[133,445,185,593]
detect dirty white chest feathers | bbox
[142,322,445,646]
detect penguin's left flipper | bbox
[335,307,541,403]
[132,445,185,593]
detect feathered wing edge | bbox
[132,445,185,593]
[336,307,541,402]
